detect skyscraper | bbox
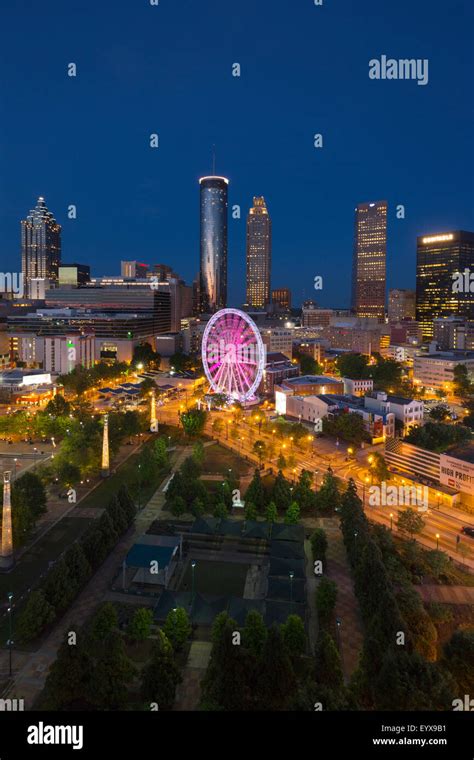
[21,197,61,293]
[351,201,387,321]
[416,231,474,338]
[246,196,271,308]
[199,176,228,313]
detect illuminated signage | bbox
[439,454,474,496]
[422,234,454,245]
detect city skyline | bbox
[1,0,472,307]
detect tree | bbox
[265,501,278,523]
[429,404,450,422]
[192,440,205,466]
[315,577,337,629]
[310,528,328,566]
[140,632,182,710]
[213,500,228,519]
[180,408,206,437]
[405,421,471,453]
[242,609,267,657]
[255,625,297,710]
[127,608,154,642]
[169,495,187,517]
[153,437,169,468]
[281,614,306,657]
[314,631,344,690]
[272,470,292,510]
[163,607,192,651]
[276,453,287,470]
[453,364,472,397]
[191,496,205,517]
[443,629,474,695]
[336,353,369,380]
[252,439,266,466]
[245,468,266,512]
[64,542,92,591]
[132,342,161,369]
[295,353,322,375]
[316,468,341,513]
[293,469,317,512]
[56,460,81,487]
[89,602,118,642]
[16,590,55,643]
[397,508,425,540]
[371,452,390,484]
[284,501,300,524]
[85,631,136,709]
[244,500,258,521]
[41,634,91,710]
[44,394,71,417]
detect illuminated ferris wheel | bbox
[201,308,265,403]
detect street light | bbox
[7,592,13,677]
[289,571,294,606]
[191,561,196,604]
[390,512,394,531]
[436,533,440,550]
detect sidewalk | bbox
[320,517,364,682]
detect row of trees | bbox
[200,610,307,710]
[335,353,405,393]
[57,361,130,397]
[16,486,136,644]
[0,471,47,548]
[339,480,457,709]
[405,421,471,453]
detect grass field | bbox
[178,559,249,597]
[203,444,252,479]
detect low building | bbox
[413,351,474,393]
[281,392,394,442]
[364,391,424,433]
[342,377,374,396]
[0,369,53,401]
[384,437,474,508]
[261,352,299,396]
[275,374,344,397]
[260,327,293,359]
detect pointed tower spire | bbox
[101,414,110,478]
[0,472,14,569]
[150,391,158,432]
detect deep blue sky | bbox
[1,0,473,307]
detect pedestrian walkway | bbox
[416,585,474,605]
[1,445,191,709]
[320,517,364,682]
[173,640,212,711]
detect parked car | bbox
[461,527,474,538]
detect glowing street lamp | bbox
[436,533,440,550]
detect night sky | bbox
[1,0,473,307]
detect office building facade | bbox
[199,176,228,312]
[246,196,271,308]
[351,201,387,321]
[388,289,416,322]
[21,197,61,289]
[416,231,474,338]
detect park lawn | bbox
[202,443,252,479]
[0,515,94,646]
[78,442,170,510]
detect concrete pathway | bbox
[320,517,364,682]
[173,641,212,711]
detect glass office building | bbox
[416,231,474,338]
[21,197,61,290]
[199,176,228,313]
